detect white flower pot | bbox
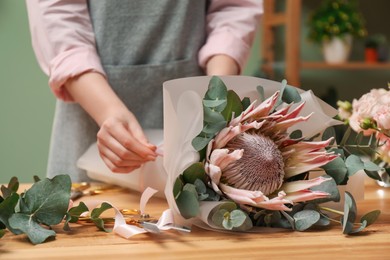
[322,35,353,63]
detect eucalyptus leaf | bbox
[205,76,228,101]
[211,209,227,228]
[293,210,320,231]
[0,229,5,238]
[349,220,367,234]
[205,188,220,201]
[203,99,227,108]
[183,183,198,198]
[364,170,382,181]
[202,121,227,135]
[192,135,213,151]
[241,97,251,110]
[173,177,184,199]
[282,84,302,104]
[63,202,89,231]
[91,202,113,232]
[229,210,247,227]
[363,161,382,172]
[0,192,22,234]
[310,175,340,203]
[176,190,199,219]
[256,85,265,102]
[182,162,207,184]
[1,176,19,199]
[342,191,357,234]
[360,210,381,227]
[289,130,302,139]
[194,179,207,194]
[17,175,71,226]
[33,175,41,183]
[221,90,243,121]
[322,127,336,144]
[345,154,365,176]
[280,210,295,230]
[321,157,348,185]
[203,106,226,124]
[9,213,56,244]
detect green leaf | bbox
[203,106,226,124]
[229,210,247,228]
[0,229,5,238]
[360,210,381,227]
[343,191,357,234]
[202,121,227,135]
[182,183,198,199]
[309,175,340,203]
[289,130,302,139]
[221,90,244,122]
[176,190,199,219]
[194,179,207,195]
[322,127,336,144]
[205,76,228,101]
[363,161,381,172]
[364,170,382,181]
[18,175,71,226]
[212,209,228,229]
[282,84,302,104]
[203,99,227,108]
[9,213,56,244]
[91,202,113,232]
[1,176,19,199]
[192,135,213,151]
[256,85,265,102]
[173,177,184,199]
[182,162,207,184]
[293,210,320,231]
[345,155,365,176]
[33,175,41,183]
[0,192,22,234]
[321,157,349,185]
[63,202,89,231]
[241,97,251,110]
[280,210,295,230]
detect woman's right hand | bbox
[96,112,157,173]
[64,72,157,173]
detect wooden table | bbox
[1,178,390,259]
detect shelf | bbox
[301,62,390,70]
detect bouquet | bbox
[164,76,380,234]
[338,83,390,186]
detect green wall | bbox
[0,1,54,183]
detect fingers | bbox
[97,118,158,173]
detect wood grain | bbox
[1,177,389,259]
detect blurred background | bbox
[1,0,389,183]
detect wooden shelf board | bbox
[301,62,390,69]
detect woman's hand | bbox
[97,111,157,173]
[64,72,157,173]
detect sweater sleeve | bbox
[198,0,263,73]
[25,0,106,101]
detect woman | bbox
[25,0,263,182]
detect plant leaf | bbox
[221,90,243,122]
[1,176,19,199]
[202,121,226,135]
[205,76,228,102]
[0,192,22,234]
[0,229,5,238]
[176,190,199,219]
[203,106,226,124]
[173,177,184,199]
[293,210,320,231]
[342,191,357,234]
[241,97,251,110]
[345,154,365,176]
[9,213,56,244]
[282,84,302,104]
[63,202,89,231]
[91,202,113,232]
[360,210,381,227]
[229,210,247,228]
[182,162,207,184]
[310,175,340,203]
[18,175,71,226]
[192,135,213,151]
[256,85,265,102]
[321,157,348,185]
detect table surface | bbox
[1,178,390,260]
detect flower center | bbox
[223,132,285,195]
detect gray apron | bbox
[47,0,206,182]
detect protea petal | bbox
[273,114,313,132]
[205,163,222,185]
[214,125,242,149]
[256,191,292,211]
[276,102,306,122]
[283,190,330,203]
[242,91,280,122]
[220,184,267,204]
[209,149,244,171]
[280,176,331,193]
[283,138,333,154]
[284,154,338,178]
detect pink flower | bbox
[205,92,336,211]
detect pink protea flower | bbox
[204,91,338,212]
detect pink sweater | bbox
[26,0,263,101]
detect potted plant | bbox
[308,0,367,63]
